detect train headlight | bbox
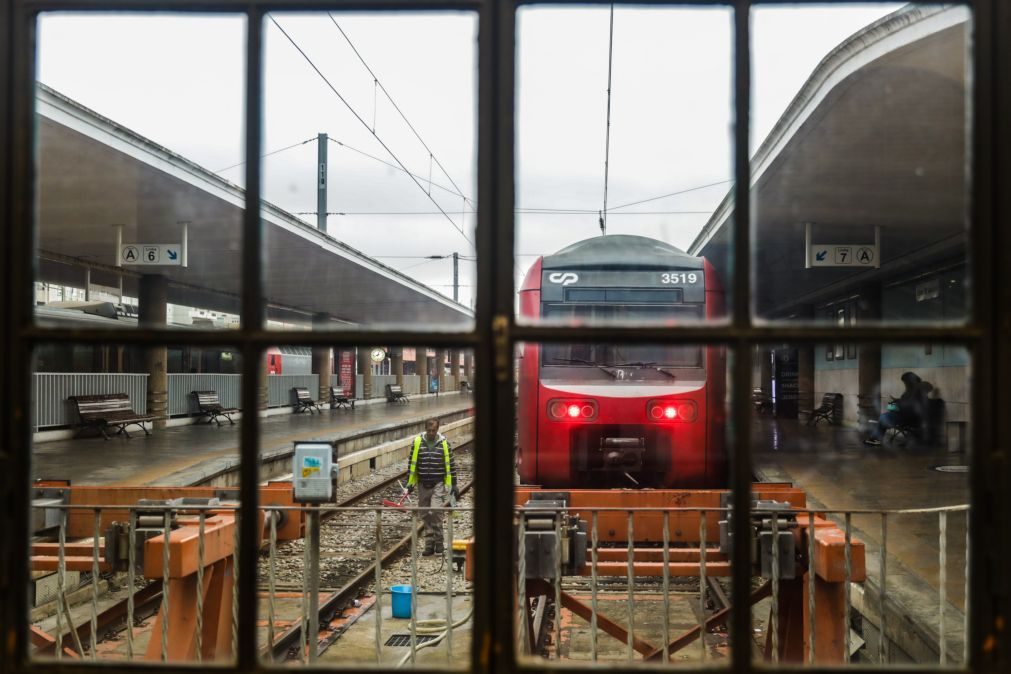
[648,400,697,422]
[548,399,598,421]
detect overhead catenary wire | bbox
[269,17,474,250]
[608,178,733,211]
[328,137,468,202]
[328,13,475,208]
[213,136,316,173]
[294,209,711,216]
[600,3,616,236]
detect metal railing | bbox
[266,374,319,408]
[166,374,241,416]
[29,501,473,666]
[512,503,969,667]
[32,373,148,431]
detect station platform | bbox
[31,393,474,487]
[753,416,969,661]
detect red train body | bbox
[517,235,727,489]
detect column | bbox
[416,347,429,395]
[464,351,474,385]
[438,349,449,394]
[138,274,168,430]
[857,284,883,430]
[391,348,405,388]
[450,349,461,391]
[426,352,436,395]
[311,313,332,402]
[357,347,373,400]
[795,305,815,421]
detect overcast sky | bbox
[37,4,902,312]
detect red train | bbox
[517,235,727,489]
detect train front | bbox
[517,235,725,489]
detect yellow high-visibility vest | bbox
[407,435,453,487]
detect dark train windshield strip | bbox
[542,302,703,322]
[541,343,703,369]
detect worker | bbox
[405,417,459,555]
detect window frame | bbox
[2,1,1010,674]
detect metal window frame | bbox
[1,1,1010,674]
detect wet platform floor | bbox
[31,393,473,486]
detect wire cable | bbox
[608,179,733,211]
[328,137,468,201]
[213,137,316,173]
[270,16,474,249]
[601,3,616,236]
[328,13,475,207]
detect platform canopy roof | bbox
[35,84,472,328]
[689,5,969,318]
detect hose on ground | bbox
[396,609,474,667]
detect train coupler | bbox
[518,494,587,579]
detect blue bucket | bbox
[391,585,413,619]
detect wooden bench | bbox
[329,386,355,410]
[808,393,842,426]
[70,394,155,440]
[385,384,409,404]
[292,387,322,414]
[191,390,238,426]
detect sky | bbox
[37,4,903,313]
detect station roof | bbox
[689,5,969,318]
[35,84,472,328]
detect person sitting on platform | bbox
[864,371,928,446]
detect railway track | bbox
[263,443,474,661]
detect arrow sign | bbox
[809,243,878,268]
[167,249,178,261]
[815,250,827,262]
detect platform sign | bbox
[121,243,183,266]
[808,244,879,268]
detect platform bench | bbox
[808,393,842,426]
[191,390,238,426]
[70,393,155,440]
[385,384,409,404]
[329,387,354,410]
[293,387,322,414]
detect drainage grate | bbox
[932,465,969,473]
[385,634,438,647]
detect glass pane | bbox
[516,6,733,325]
[34,14,246,329]
[750,343,970,667]
[256,346,475,667]
[30,343,242,664]
[515,341,732,666]
[749,4,971,324]
[262,13,477,332]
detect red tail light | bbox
[548,399,598,421]
[647,399,697,422]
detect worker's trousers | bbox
[416,482,447,544]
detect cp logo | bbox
[548,272,579,286]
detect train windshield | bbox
[540,301,704,369]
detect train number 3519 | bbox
[660,272,698,284]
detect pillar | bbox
[438,349,449,394]
[464,351,473,385]
[416,348,429,394]
[857,284,883,429]
[258,359,268,412]
[426,352,436,395]
[311,314,332,401]
[357,348,373,400]
[391,348,405,388]
[795,305,816,420]
[450,349,461,391]
[138,274,168,430]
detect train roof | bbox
[542,235,703,270]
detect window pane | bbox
[262,13,477,332]
[748,4,971,324]
[515,341,732,666]
[256,346,475,667]
[34,14,246,329]
[750,342,970,666]
[30,343,242,664]
[516,6,733,325]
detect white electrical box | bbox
[293,442,337,503]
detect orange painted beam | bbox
[578,561,731,577]
[804,522,866,583]
[593,547,726,563]
[143,514,236,579]
[30,555,113,572]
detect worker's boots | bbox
[435,540,445,554]
[423,540,436,557]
